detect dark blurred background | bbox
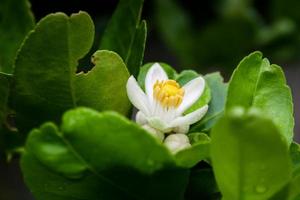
[1,0,300,199]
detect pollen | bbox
[153,80,184,108]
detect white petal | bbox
[145,63,168,103]
[170,105,208,128]
[177,76,205,115]
[148,117,171,133]
[142,124,164,142]
[136,111,147,125]
[163,107,177,123]
[126,76,151,116]
[164,134,191,154]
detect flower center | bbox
[153,80,184,108]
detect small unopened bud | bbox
[164,134,191,154]
[173,125,189,134]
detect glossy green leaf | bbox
[0,73,24,158]
[188,132,209,144]
[100,0,146,76]
[14,12,131,132]
[226,51,294,144]
[211,107,292,200]
[290,142,300,177]
[287,175,300,200]
[14,12,93,130]
[126,20,147,77]
[191,72,228,132]
[21,108,189,200]
[0,73,10,124]
[75,50,130,116]
[175,70,199,86]
[175,133,210,168]
[0,0,34,74]
[269,171,300,200]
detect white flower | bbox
[126,63,208,153]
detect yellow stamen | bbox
[153,80,184,108]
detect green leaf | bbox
[0,73,16,156]
[211,107,292,200]
[75,50,130,116]
[226,51,294,144]
[0,74,24,158]
[21,108,189,200]
[0,0,34,74]
[188,132,210,144]
[270,171,300,200]
[175,133,210,168]
[290,142,300,177]
[272,174,300,200]
[14,12,131,132]
[287,175,300,200]
[0,73,10,123]
[13,12,93,130]
[191,72,228,132]
[126,20,147,77]
[185,168,220,200]
[100,0,146,76]
[175,70,199,86]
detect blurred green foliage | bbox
[0,0,34,74]
[154,0,300,70]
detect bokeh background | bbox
[0,0,299,199]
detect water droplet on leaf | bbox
[255,185,267,194]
